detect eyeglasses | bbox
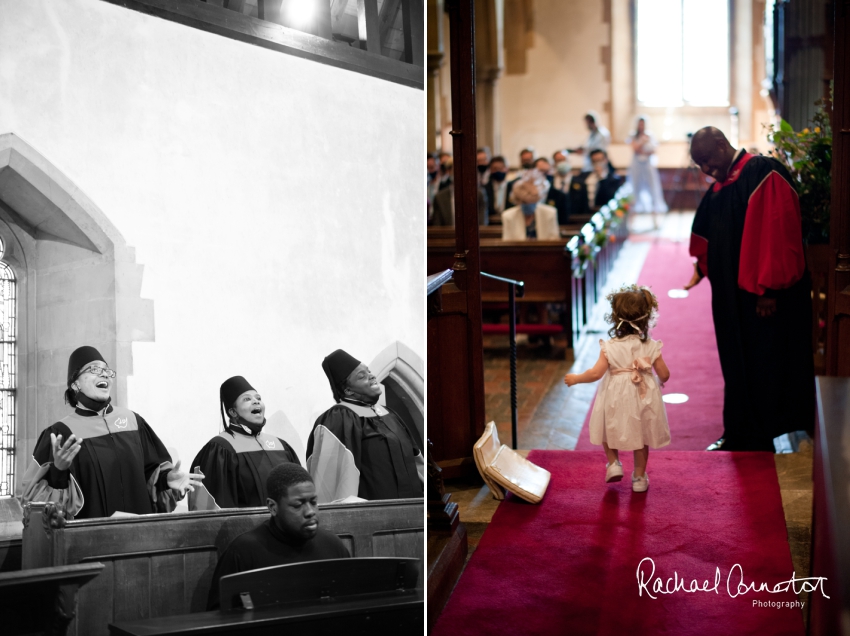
[79,366,116,378]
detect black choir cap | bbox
[220,376,256,411]
[67,346,107,385]
[322,349,361,402]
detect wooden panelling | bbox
[22,498,423,636]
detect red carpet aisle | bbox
[433,451,806,636]
[577,240,723,450]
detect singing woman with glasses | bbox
[21,346,203,519]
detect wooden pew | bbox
[0,563,104,636]
[22,498,423,636]
[810,377,850,635]
[429,238,578,350]
[110,559,422,635]
[427,222,587,241]
[109,588,424,635]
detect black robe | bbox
[189,427,300,509]
[207,520,350,609]
[690,151,815,450]
[22,406,175,519]
[306,400,423,502]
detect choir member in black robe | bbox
[20,346,202,519]
[685,127,815,451]
[306,349,423,503]
[189,376,300,510]
[207,463,350,609]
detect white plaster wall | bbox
[497,0,773,170]
[498,0,610,169]
[0,0,424,467]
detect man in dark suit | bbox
[430,183,488,226]
[534,157,570,224]
[569,148,624,217]
[505,147,536,208]
[485,155,509,223]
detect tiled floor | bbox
[447,212,814,619]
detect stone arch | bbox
[370,341,424,444]
[0,133,154,495]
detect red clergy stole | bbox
[689,151,805,295]
[737,169,805,295]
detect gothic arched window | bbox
[0,238,16,497]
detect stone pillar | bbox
[428,0,445,153]
[475,0,504,154]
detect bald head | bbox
[690,127,736,182]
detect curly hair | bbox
[266,463,314,504]
[604,284,659,341]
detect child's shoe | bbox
[631,472,649,492]
[605,460,623,483]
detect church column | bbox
[609,0,633,142]
[428,0,445,153]
[475,0,504,154]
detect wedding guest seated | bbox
[485,156,510,223]
[189,375,301,510]
[477,147,491,185]
[429,182,489,226]
[207,463,351,609]
[501,172,560,241]
[306,350,424,503]
[506,147,536,206]
[535,157,570,224]
[569,148,625,216]
[21,346,202,519]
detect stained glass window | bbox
[0,238,16,497]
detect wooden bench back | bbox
[22,498,423,636]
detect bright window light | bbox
[636,0,730,107]
[289,1,314,28]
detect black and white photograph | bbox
[0,0,425,633]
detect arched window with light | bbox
[636,0,730,108]
[0,237,16,497]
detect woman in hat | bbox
[188,376,300,510]
[306,349,423,503]
[20,346,203,519]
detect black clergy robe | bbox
[689,150,815,450]
[189,427,300,509]
[306,400,423,502]
[22,406,175,519]
[207,520,350,609]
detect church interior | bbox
[427,1,850,635]
[0,0,425,633]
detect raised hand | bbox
[165,460,205,495]
[51,433,83,471]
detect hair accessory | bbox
[616,313,649,333]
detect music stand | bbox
[219,557,420,611]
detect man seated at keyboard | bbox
[207,463,350,609]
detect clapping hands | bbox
[166,460,205,495]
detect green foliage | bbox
[765,96,832,244]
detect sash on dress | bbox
[609,357,653,400]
